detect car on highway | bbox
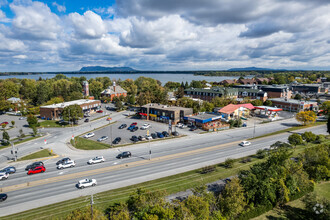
[162,131,170,137]
[146,135,153,140]
[156,132,164,138]
[239,141,251,147]
[140,123,151,130]
[97,136,108,142]
[0,166,16,174]
[25,161,44,171]
[151,133,157,139]
[0,172,9,180]
[77,178,97,189]
[96,110,103,113]
[56,158,72,165]
[119,124,127,129]
[116,151,132,159]
[172,131,179,136]
[88,156,105,164]
[27,166,46,175]
[138,136,146,141]
[131,126,138,132]
[131,135,139,142]
[112,137,121,144]
[84,114,90,118]
[84,132,95,138]
[57,161,75,169]
[0,193,7,202]
[84,118,89,122]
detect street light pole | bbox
[253,113,256,138]
[10,141,17,161]
[147,129,151,160]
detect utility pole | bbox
[10,141,17,161]
[109,117,112,146]
[90,194,94,220]
[147,129,151,160]
[253,113,256,138]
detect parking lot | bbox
[0,114,32,139]
[85,116,197,146]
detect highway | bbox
[0,120,326,217]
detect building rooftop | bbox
[101,85,127,95]
[185,113,220,120]
[270,98,317,104]
[142,103,192,111]
[40,99,99,108]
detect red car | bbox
[130,122,137,126]
[0,122,8,126]
[27,166,46,175]
[96,110,103,113]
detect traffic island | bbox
[17,148,57,161]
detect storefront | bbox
[184,114,229,131]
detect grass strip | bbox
[248,121,326,140]
[72,137,111,150]
[17,149,56,161]
[5,139,329,220]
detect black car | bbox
[172,131,179,136]
[0,193,7,202]
[56,158,71,165]
[84,118,89,122]
[116,151,132,159]
[162,131,170,137]
[130,135,139,142]
[151,133,157,139]
[112,137,121,144]
[25,161,44,171]
[189,126,197,131]
[119,124,127,129]
[131,126,138,132]
[0,166,16,174]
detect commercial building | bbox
[270,98,318,112]
[101,82,127,101]
[140,103,193,124]
[40,99,101,120]
[218,104,253,120]
[290,84,322,94]
[258,85,292,99]
[184,113,229,131]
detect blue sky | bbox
[0,0,330,72]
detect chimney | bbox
[113,81,116,92]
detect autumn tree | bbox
[296,111,316,125]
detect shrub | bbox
[315,134,325,144]
[224,158,235,168]
[256,149,266,159]
[301,131,317,142]
[241,157,252,163]
[200,165,216,174]
[288,133,303,146]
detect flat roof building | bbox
[40,99,101,120]
[270,98,318,112]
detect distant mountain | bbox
[227,67,287,71]
[79,66,137,72]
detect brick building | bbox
[259,85,292,99]
[270,98,318,112]
[101,82,127,101]
[290,84,322,94]
[140,103,193,124]
[40,99,101,120]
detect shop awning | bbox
[255,106,282,112]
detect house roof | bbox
[219,104,241,114]
[101,85,127,95]
[237,103,255,110]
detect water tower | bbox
[82,81,89,97]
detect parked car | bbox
[130,122,137,126]
[96,110,103,113]
[0,166,16,174]
[189,126,198,131]
[119,124,127,129]
[145,135,153,140]
[84,132,95,138]
[97,136,108,142]
[112,137,121,144]
[56,157,72,165]
[172,131,179,136]
[88,156,105,164]
[151,133,157,139]
[116,151,132,159]
[133,126,139,132]
[176,123,187,128]
[84,118,89,122]
[27,166,46,175]
[140,123,151,130]
[0,193,7,202]
[84,114,90,118]
[0,172,9,180]
[156,132,164,138]
[239,141,251,147]
[131,135,139,142]
[138,136,146,141]
[127,125,135,131]
[162,131,170,137]
[57,160,75,169]
[19,117,26,120]
[77,178,97,189]
[25,161,44,171]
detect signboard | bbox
[149,114,157,117]
[211,116,221,120]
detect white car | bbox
[97,136,108,142]
[140,123,151,130]
[84,132,95,138]
[88,156,105,164]
[77,178,97,189]
[0,172,9,180]
[176,123,187,128]
[57,160,75,169]
[239,141,251,147]
[145,135,153,140]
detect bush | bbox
[224,158,235,168]
[237,202,274,220]
[288,133,303,146]
[241,157,252,163]
[200,165,216,174]
[256,149,266,159]
[302,131,317,142]
[315,134,326,144]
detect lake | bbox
[0,73,253,85]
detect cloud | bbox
[0,0,8,7]
[13,54,27,59]
[52,2,66,12]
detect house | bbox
[255,78,271,84]
[237,88,268,102]
[237,78,257,85]
[218,79,236,85]
[218,104,250,120]
[101,82,127,101]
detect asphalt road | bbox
[0,123,326,217]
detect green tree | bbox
[263,100,272,106]
[251,99,263,106]
[20,79,37,101]
[218,177,246,219]
[19,129,25,138]
[27,115,39,128]
[68,91,83,101]
[11,120,15,127]
[1,123,7,129]
[256,149,267,159]
[174,87,185,99]
[0,80,20,100]
[106,202,130,220]
[301,131,317,142]
[164,81,181,90]
[296,111,316,126]
[184,195,210,220]
[32,126,38,136]
[62,105,83,124]
[127,95,136,105]
[288,133,303,146]
[2,131,10,142]
[89,81,103,100]
[115,100,124,111]
[320,101,330,115]
[45,96,64,105]
[0,100,12,112]
[65,207,107,220]
[294,94,302,100]
[34,81,51,105]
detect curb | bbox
[14,133,50,146]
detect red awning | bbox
[254,106,282,112]
[139,113,147,116]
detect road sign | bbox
[44,139,47,144]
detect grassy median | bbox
[4,139,329,220]
[17,149,56,161]
[72,137,111,150]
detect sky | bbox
[0,0,330,72]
